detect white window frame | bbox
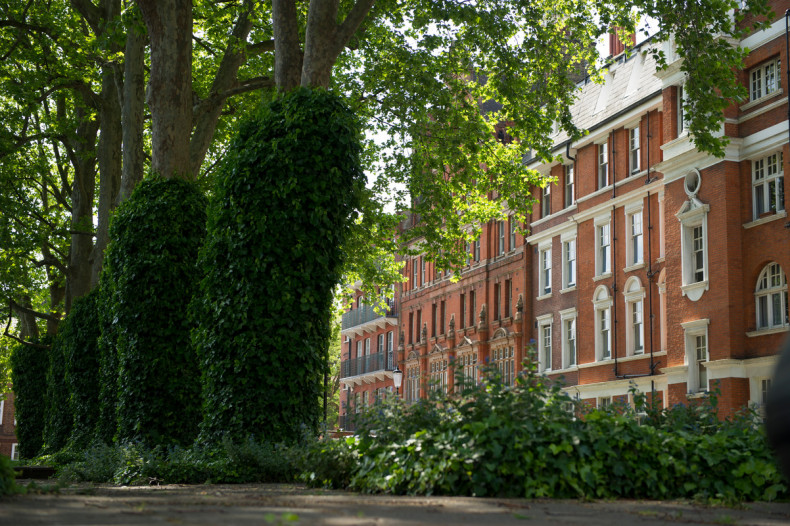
[536,314,553,373]
[542,183,551,217]
[752,152,784,219]
[0,398,4,426]
[625,202,644,269]
[755,262,788,330]
[565,164,575,207]
[682,319,709,393]
[412,257,418,288]
[593,285,613,361]
[509,217,517,250]
[629,126,640,174]
[561,232,577,290]
[677,84,688,135]
[594,214,612,277]
[598,142,609,188]
[623,276,646,356]
[559,308,578,369]
[11,443,18,461]
[750,58,780,102]
[538,240,552,297]
[498,220,506,255]
[677,188,709,302]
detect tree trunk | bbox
[119,19,147,203]
[137,0,193,180]
[92,61,123,285]
[272,0,303,90]
[17,296,40,341]
[65,105,99,312]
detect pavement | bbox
[2,482,790,525]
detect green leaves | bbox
[9,338,50,459]
[194,88,366,445]
[102,176,207,447]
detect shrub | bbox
[42,335,72,452]
[193,88,366,444]
[96,281,118,444]
[332,363,788,502]
[9,339,49,458]
[59,288,101,448]
[0,453,18,497]
[101,176,207,447]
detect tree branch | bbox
[247,39,275,55]
[68,0,102,34]
[0,19,53,35]
[335,0,376,53]
[4,304,49,349]
[9,299,61,323]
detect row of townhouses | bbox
[339,2,790,427]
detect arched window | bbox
[755,263,788,330]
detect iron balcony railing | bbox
[341,303,397,331]
[341,351,395,379]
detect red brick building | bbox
[0,391,18,460]
[339,4,789,425]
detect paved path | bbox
[2,482,790,525]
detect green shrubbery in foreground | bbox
[44,364,786,503]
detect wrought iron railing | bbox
[338,414,357,432]
[341,303,397,331]
[341,351,395,378]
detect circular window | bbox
[684,170,701,196]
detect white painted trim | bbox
[743,211,787,230]
[746,326,789,338]
[741,16,785,52]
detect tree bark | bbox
[16,296,40,341]
[65,105,99,312]
[272,0,303,90]
[137,0,193,180]
[92,60,123,285]
[301,0,375,88]
[119,18,147,203]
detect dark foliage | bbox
[42,335,72,452]
[193,88,365,443]
[9,339,49,458]
[102,176,207,447]
[59,288,101,448]
[96,280,118,444]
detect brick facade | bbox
[339,5,789,426]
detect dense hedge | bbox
[9,339,49,458]
[193,88,365,443]
[60,288,101,448]
[0,453,17,496]
[42,335,72,452]
[102,176,207,447]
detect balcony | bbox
[340,351,395,387]
[341,303,398,336]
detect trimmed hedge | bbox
[0,453,17,497]
[102,176,207,447]
[193,88,365,443]
[43,335,72,452]
[60,288,101,448]
[96,280,118,444]
[9,339,49,459]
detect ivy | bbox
[42,335,72,452]
[194,88,366,444]
[9,339,49,459]
[59,288,101,448]
[102,176,207,447]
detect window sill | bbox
[560,285,577,294]
[681,280,708,302]
[548,365,579,375]
[623,262,646,273]
[686,391,708,400]
[536,292,552,301]
[746,326,789,338]
[593,272,612,282]
[743,211,786,230]
[741,88,783,112]
[576,185,613,204]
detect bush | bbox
[101,176,207,447]
[9,339,49,459]
[58,288,101,448]
[193,88,366,444]
[42,335,72,452]
[327,363,788,502]
[96,281,118,444]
